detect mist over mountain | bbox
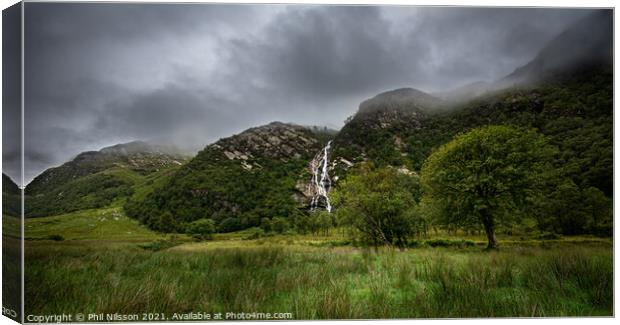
[358,88,444,114]
[434,81,491,103]
[432,10,612,102]
[24,141,189,217]
[501,10,612,86]
[27,141,188,195]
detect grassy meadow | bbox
[23,209,613,319]
[24,207,170,242]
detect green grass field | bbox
[24,207,175,242]
[23,209,613,319]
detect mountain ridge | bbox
[358,87,443,114]
[27,140,189,195]
[501,10,612,86]
[24,141,190,217]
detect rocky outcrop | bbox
[210,122,326,171]
[331,88,433,165]
[125,122,336,231]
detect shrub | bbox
[186,218,216,240]
[425,239,476,248]
[271,217,290,234]
[218,217,242,233]
[243,227,265,240]
[332,163,422,249]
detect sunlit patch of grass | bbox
[24,207,181,241]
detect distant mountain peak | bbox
[100,140,153,153]
[371,87,429,98]
[241,121,303,134]
[359,87,442,114]
[332,88,438,163]
[99,140,186,156]
[27,140,189,194]
[502,10,612,85]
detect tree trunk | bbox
[384,231,393,246]
[481,211,498,249]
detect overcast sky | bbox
[9,3,594,183]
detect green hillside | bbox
[26,141,187,194]
[24,207,167,241]
[124,122,334,233]
[25,141,188,217]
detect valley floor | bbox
[18,210,613,320]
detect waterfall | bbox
[310,140,332,213]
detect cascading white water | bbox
[310,140,332,213]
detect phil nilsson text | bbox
[85,312,294,322]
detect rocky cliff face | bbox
[208,122,327,170]
[204,122,340,210]
[331,87,435,172]
[125,122,336,232]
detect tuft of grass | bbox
[138,239,182,252]
[423,238,477,248]
[537,232,561,240]
[47,234,65,241]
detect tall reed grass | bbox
[25,244,612,318]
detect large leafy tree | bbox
[332,163,422,249]
[421,125,557,249]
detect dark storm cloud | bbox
[20,3,594,183]
[226,6,422,97]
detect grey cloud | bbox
[225,6,429,101]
